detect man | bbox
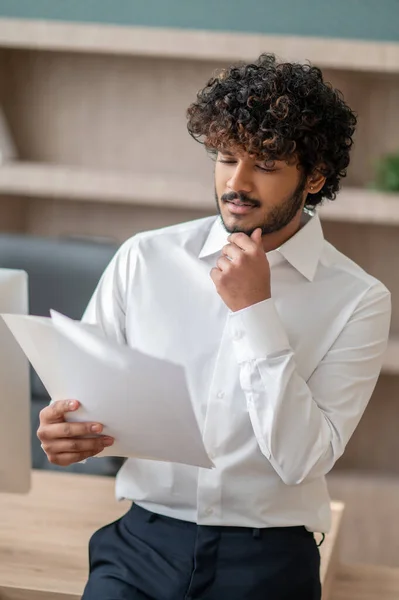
[37,54,391,599]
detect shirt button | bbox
[232,330,244,341]
[216,391,225,399]
[204,507,214,516]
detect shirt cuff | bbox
[228,299,291,363]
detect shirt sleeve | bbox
[76,239,135,464]
[82,238,136,343]
[228,286,391,486]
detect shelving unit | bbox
[0,17,398,495]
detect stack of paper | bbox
[2,311,213,469]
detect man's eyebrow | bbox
[218,149,234,156]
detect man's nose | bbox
[226,162,253,194]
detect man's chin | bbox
[220,214,259,236]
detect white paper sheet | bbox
[2,311,213,469]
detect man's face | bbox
[214,149,308,236]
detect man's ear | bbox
[307,166,327,195]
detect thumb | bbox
[251,227,263,245]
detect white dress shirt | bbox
[83,210,391,533]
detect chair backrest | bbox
[0,233,119,400]
[0,234,119,319]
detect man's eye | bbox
[256,164,276,172]
[218,159,236,164]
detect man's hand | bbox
[210,228,271,312]
[37,399,114,466]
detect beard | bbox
[216,173,308,236]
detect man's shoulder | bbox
[321,240,390,297]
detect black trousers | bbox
[82,504,321,600]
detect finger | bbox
[210,267,222,283]
[222,243,242,261]
[41,435,114,456]
[250,227,263,245]
[216,255,233,272]
[40,399,80,425]
[227,232,256,252]
[38,420,104,442]
[46,448,108,467]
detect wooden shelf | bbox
[0,162,214,210]
[0,18,399,74]
[319,188,399,225]
[1,163,399,225]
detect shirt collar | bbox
[198,209,324,282]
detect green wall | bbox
[0,0,398,42]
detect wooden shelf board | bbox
[1,164,399,227]
[0,162,214,210]
[0,18,398,73]
[319,188,399,226]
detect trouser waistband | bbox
[130,503,312,539]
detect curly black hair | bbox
[186,53,357,207]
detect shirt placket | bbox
[196,321,231,524]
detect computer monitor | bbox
[0,269,31,493]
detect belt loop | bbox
[252,528,261,539]
[316,533,325,547]
[148,513,158,523]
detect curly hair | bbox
[186,53,357,207]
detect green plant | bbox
[374,152,399,192]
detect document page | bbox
[2,311,213,469]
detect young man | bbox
[37,54,391,599]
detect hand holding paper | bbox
[2,311,213,469]
[38,398,114,466]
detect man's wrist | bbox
[229,290,271,312]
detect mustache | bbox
[221,191,261,207]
